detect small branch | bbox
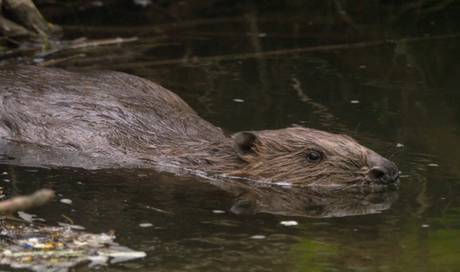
[0,189,55,214]
[0,36,139,62]
[333,0,358,29]
[37,53,86,66]
[0,15,31,37]
[3,0,61,36]
[67,36,139,50]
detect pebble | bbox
[280,220,298,227]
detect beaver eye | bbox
[306,150,323,163]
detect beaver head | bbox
[228,127,399,185]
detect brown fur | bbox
[0,65,398,185]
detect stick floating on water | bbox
[0,189,55,214]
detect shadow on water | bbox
[1,0,460,271]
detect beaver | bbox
[0,65,399,186]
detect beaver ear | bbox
[232,131,258,159]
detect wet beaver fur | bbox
[0,65,399,185]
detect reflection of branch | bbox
[291,77,339,126]
[101,33,460,68]
[414,176,430,216]
[67,37,138,50]
[391,0,456,21]
[333,0,357,29]
[0,189,55,214]
[291,77,334,119]
[1,37,139,62]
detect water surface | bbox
[1,1,460,271]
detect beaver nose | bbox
[367,151,399,184]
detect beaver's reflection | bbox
[211,179,398,217]
[1,164,398,219]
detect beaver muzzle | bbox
[366,151,400,184]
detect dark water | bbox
[2,1,460,271]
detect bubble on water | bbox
[350,100,360,104]
[280,221,298,226]
[233,98,245,103]
[60,199,73,205]
[250,235,266,239]
[133,0,151,7]
[421,224,430,228]
[139,223,153,228]
[427,163,439,167]
[396,143,404,148]
[212,210,226,214]
[91,1,104,7]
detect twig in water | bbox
[38,53,86,67]
[0,189,55,214]
[68,37,139,49]
[111,32,460,68]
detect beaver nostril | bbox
[368,167,386,181]
[366,151,399,184]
